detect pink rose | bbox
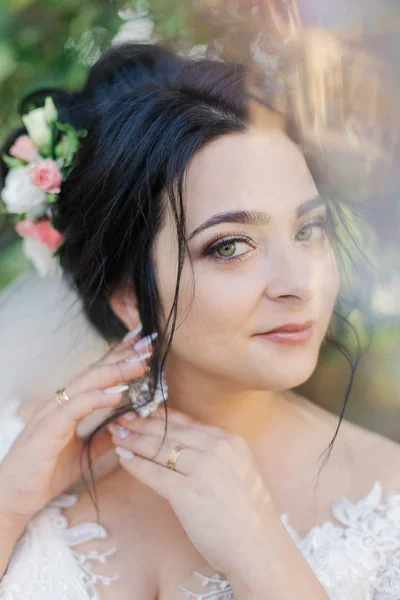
[9,135,38,162]
[15,220,36,238]
[27,159,63,193]
[15,219,64,251]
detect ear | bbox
[108,283,141,331]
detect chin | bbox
[249,353,319,390]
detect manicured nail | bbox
[138,406,151,418]
[123,411,137,421]
[123,351,152,364]
[133,332,158,352]
[123,323,143,342]
[115,446,134,460]
[107,424,131,439]
[103,384,129,395]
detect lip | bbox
[256,320,316,345]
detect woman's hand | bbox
[0,327,154,527]
[108,406,274,576]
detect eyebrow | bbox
[186,196,325,241]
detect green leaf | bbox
[53,243,65,265]
[1,153,26,168]
[45,193,58,204]
[10,213,26,222]
[54,124,87,166]
[55,132,76,166]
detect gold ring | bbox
[167,445,185,471]
[55,388,70,406]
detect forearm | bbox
[226,502,329,600]
[0,513,27,579]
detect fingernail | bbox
[123,323,143,342]
[133,332,158,352]
[123,412,137,421]
[103,384,129,395]
[107,424,131,439]
[123,351,152,364]
[138,406,151,418]
[115,446,134,460]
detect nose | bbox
[263,242,315,303]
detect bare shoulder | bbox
[291,391,400,494]
[340,415,400,493]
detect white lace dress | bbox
[1,397,400,600]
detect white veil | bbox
[0,269,108,435]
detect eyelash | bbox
[202,215,331,263]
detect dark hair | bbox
[1,42,369,505]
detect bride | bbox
[0,40,399,600]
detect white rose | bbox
[2,166,46,214]
[22,237,61,278]
[22,107,52,152]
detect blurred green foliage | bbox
[0,0,122,287]
[0,0,121,138]
[0,0,196,289]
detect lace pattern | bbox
[178,481,400,600]
[178,572,234,599]
[0,398,119,600]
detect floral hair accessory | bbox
[1,96,87,276]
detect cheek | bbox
[159,261,258,359]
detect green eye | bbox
[217,242,236,257]
[203,234,254,262]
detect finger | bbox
[100,324,144,360]
[93,332,150,367]
[110,419,215,453]
[109,429,199,476]
[65,353,150,397]
[100,345,139,366]
[120,323,144,346]
[121,405,195,426]
[119,408,228,439]
[103,332,157,360]
[32,388,126,441]
[115,444,182,501]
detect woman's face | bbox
[152,128,340,391]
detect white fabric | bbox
[0,270,105,405]
[0,270,112,438]
[0,399,400,599]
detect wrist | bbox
[0,511,29,581]
[0,510,29,544]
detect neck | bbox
[161,358,338,487]
[163,359,299,450]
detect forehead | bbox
[184,129,318,227]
